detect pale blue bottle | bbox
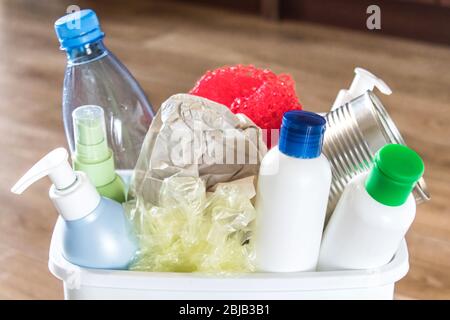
[54,9,155,170]
[63,196,138,269]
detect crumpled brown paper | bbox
[129,93,267,205]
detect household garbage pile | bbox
[11,9,430,275]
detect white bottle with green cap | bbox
[318,144,425,271]
[72,105,126,203]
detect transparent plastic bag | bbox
[125,176,256,273]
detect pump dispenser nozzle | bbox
[332,67,392,110]
[11,148,76,194]
[11,148,101,221]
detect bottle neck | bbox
[51,172,101,221]
[65,40,108,66]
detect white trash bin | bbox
[48,218,409,300]
[48,171,410,299]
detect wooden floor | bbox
[0,0,449,299]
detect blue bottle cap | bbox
[279,110,326,159]
[54,9,105,50]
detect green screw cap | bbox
[365,144,424,206]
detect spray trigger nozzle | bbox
[11,148,77,194]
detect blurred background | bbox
[0,0,449,299]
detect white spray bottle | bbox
[11,148,137,269]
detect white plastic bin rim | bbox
[48,217,409,292]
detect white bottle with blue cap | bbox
[254,110,331,272]
[54,9,155,169]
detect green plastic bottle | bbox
[72,105,126,203]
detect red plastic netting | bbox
[189,65,302,130]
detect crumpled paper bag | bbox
[129,93,267,205]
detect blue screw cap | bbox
[279,110,326,159]
[55,9,105,50]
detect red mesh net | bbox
[190,65,302,130]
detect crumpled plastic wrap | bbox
[128,93,267,206]
[125,176,256,273]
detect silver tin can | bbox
[323,91,430,216]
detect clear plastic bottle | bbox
[55,9,154,169]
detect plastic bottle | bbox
[11,148,137,269]
[72,105,126,203]
[318,144,424,271]
[54,9,154,169]
[254,110,331,272]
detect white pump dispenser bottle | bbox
[11,148,137,269]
